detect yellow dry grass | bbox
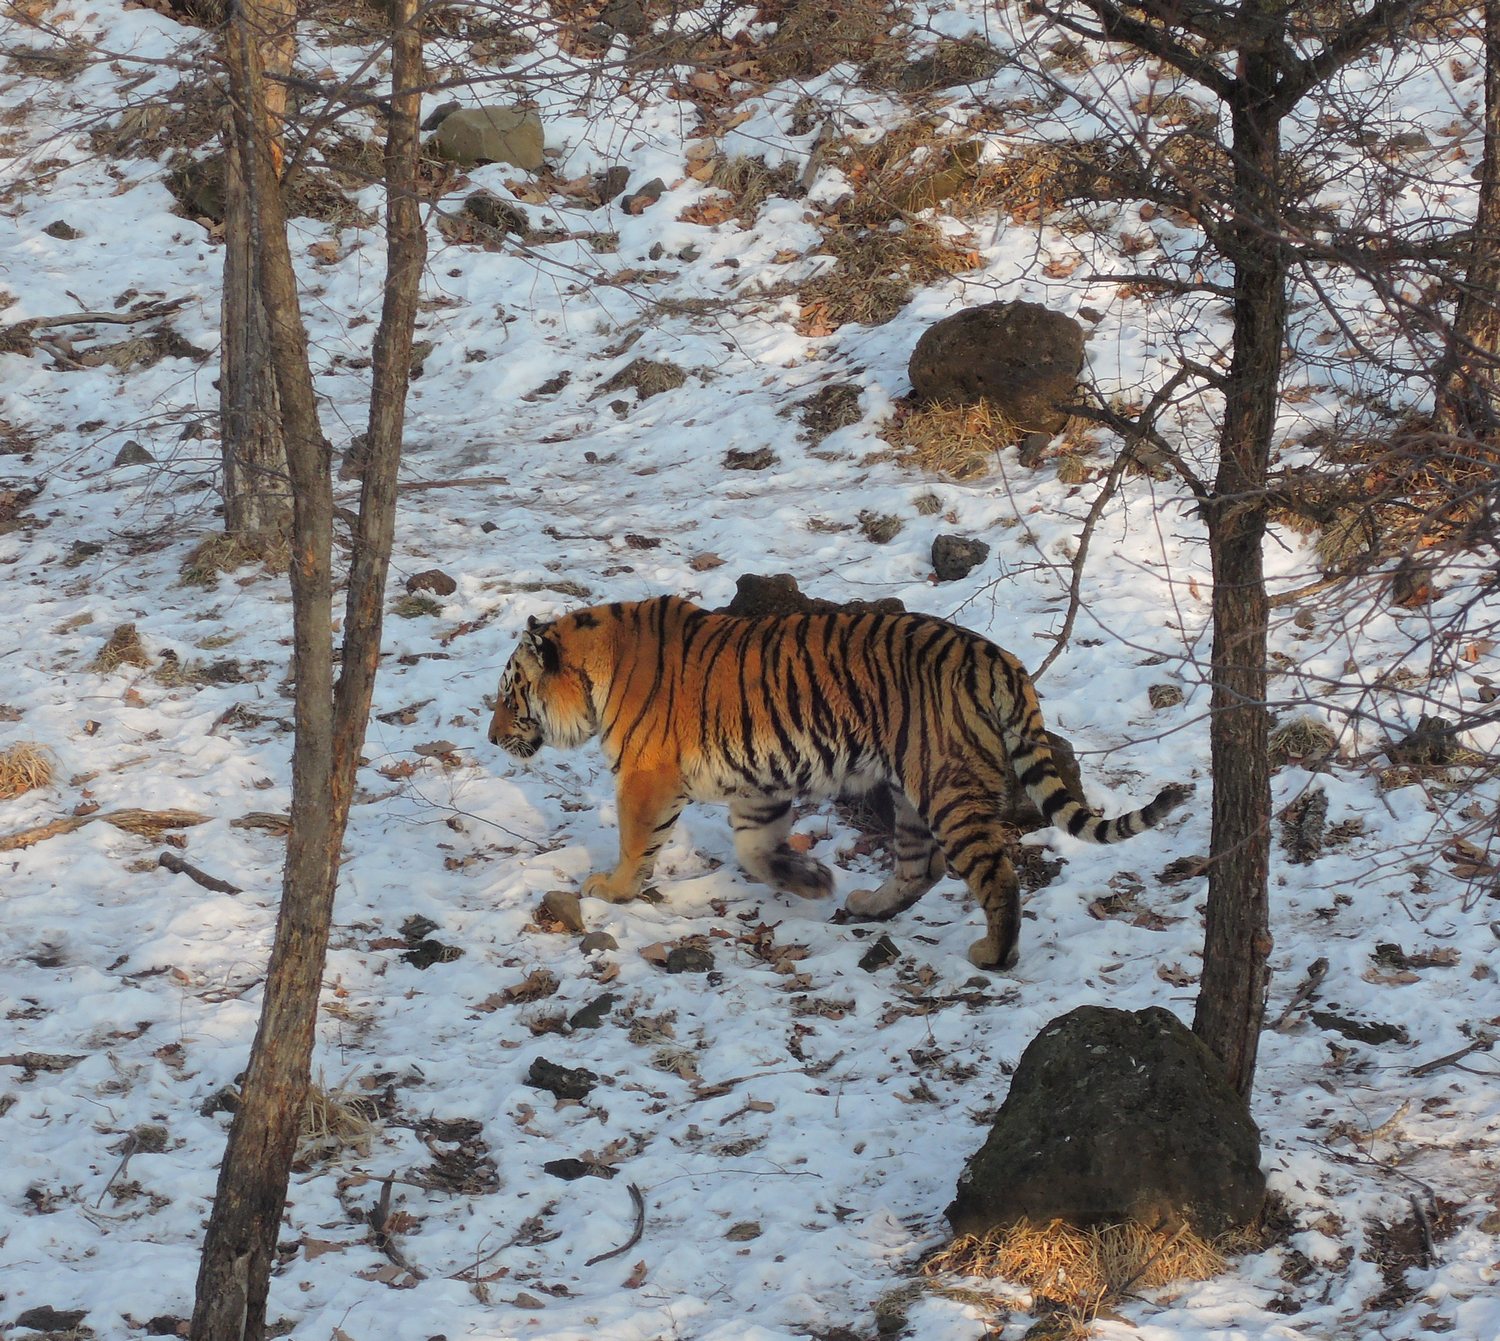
[925,1219,1237,1335]
[297,1073,377,1167]
[0,741,52,800]
[880,399,1021,479]
[91,622,150,672]
[181,529,290,587]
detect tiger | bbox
[486,594,1189,969]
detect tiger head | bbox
[487,614,598,758]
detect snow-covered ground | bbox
[2,3,1498,1338]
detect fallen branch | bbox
[1407,1030,1496,1078]
[1272,956,1329,1030]
[2,298,190,333]
[0,808,209,851]
[368,1175,427,1281]
[158,850,242,894]
[584,1182,645,1267]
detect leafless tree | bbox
[189,0,424,1334]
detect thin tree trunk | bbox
[218,0,296,537]
[1435,0,1500,439]
[190,1,422,1335]
[1192,65,1280,1100]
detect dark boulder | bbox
[908,301,1085,437]
[947,1005,1266,1239]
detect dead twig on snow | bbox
[584,1183,645,1267]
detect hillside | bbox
[1,2,1499,1339]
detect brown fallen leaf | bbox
[624,1259,648,1289]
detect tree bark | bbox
[1191,56,1280,1100]
[190,2,422,1336]
[218,0,296,537]
[1435,0,1500,440]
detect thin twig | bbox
[1272,956,1329,1030]
[584,1183,645,1267]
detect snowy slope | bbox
[1,3,1498,1339]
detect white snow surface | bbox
[1,3,1499,1339]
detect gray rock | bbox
[598,165,631,203]
[947,1005,1266,1238]
[112,441,154,468]
[931,534,989,581]
[579,931,619,955]
[429,107,545,171]
[43,220,82,240]
[909,301,1085,436]
[541,889,584,932]
[621,177,665,214]
[664,946,715,974]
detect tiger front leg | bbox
[582,768,686,903]
[729,795,833,899]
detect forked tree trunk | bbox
[190,2,423,1336]
[1435,0,1500,440]
[218,0,296,537]
[1191,60,1280,1100]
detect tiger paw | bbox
[769,851,833,900]
[967,936,1020,970]
[844,887,899,920]
[582,872,640,903]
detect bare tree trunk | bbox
[1435,0,1500,440]
[218,0,296,537]
[190,1,423,1336]
[1192,60,1280,1100]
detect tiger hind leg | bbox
[729,795,833,899]
[923,781,1022,969]
[845,790,945,920]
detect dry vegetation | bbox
[925,1220,1241,1339]
[0,741,53,800]
[878,399,1021,478]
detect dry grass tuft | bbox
[297,1074,378,1168]
[0,741,53,800]
[799,222,981,333]
[1269,716,1340,767]
[925,1219,1236,1335]
[758,0,899,82]
[181,530,290,587]
[91,622,151,672]
[880,399,1021,478]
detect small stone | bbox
[542,889,585,933]
[43,220,81,240]
[568,991,619,1030]
[621,177,665,214]
[112,441,154,467]
[725,1220,762,1240]
[406,568,458,597]
[1016,432,1051,467]
[15,1307,87,1332]
[402,939,463,969]
[543,1157,617,1180]
[579,931,619,955]
[724,447,777,470]
[511,1292,546,1310]
[931,534,990,582]
[1148,684,1184,710]
[598,165,631,203]
[480,521,499,533]
[858,511,903,545]
[526,1056,599,1100]
[858,933,901,971]
[664,946,715,974]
